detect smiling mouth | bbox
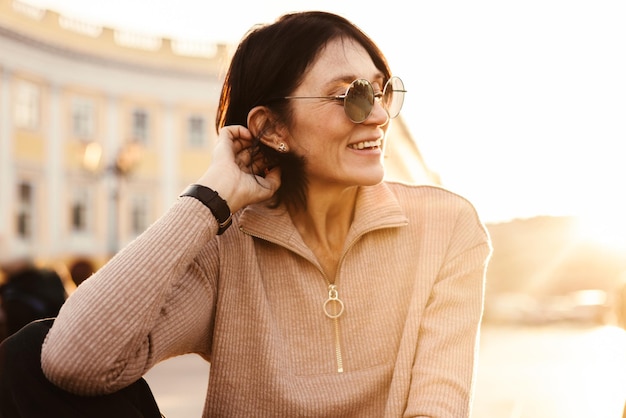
[348,139,382,150]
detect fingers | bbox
[221,125,271,176]
[261,166,281,192]
[242,166,282,206]
[249,152,271,177]
[235,149,272,177]
[220,125,253,149]
[197,125,281,210]
[211,125,250,159]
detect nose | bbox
[366,96,390,125]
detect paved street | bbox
[145,324,626,417]
[473,324,626,418]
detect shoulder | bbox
[382,181,489,238]
[383,181,480,215]
[383,182,492,256]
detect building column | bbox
[105,95,119,256]
[161,103,178,210]
[45,82,63,259]
[0,67,14,240]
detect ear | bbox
[247,106,289,151]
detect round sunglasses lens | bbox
[383,77,405,119]
[344,79,374,123]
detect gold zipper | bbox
[320,222,406,374]
[240,222,407,375]
[323,284,345,373]
[333,317,343,373]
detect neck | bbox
[290,185,357,241]
[289,185,358,279]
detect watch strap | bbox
[180,184,232,235]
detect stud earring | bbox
[277,143,287,153]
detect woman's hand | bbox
[195,125,281,213]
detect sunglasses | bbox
[275,76,406,123]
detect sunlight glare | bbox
[574,208,626,252]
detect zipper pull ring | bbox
[323,284,344,319]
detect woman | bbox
[1,11,491,417]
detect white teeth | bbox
[349,139,381,150]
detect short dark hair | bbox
[216,11,392,210]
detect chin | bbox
[357,169,385,186]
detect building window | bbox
[70,187,90,233]
[130,194,149,235]
[72,98,95,140]
[187,115,207,148]
[132,109,149,144]
[16,181,34,239]
[14,81,40,130]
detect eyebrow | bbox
[324,72,386,88]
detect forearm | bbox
[41,198,218,395]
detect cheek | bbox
[289,113,348,155]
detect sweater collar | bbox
[238,182,408,254]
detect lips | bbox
[348,139,382,150]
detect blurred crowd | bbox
[0,241,94,343]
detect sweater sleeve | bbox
[404,198,492,418]
[41,197,221,396]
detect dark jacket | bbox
[0,267,67,339]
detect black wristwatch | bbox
[180,184,232,235]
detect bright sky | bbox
[22,0,626,224]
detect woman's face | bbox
[285,37,390,190]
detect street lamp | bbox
[82,141,142,257]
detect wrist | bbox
[180,184,233,235]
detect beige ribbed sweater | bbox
[42,182,491,417]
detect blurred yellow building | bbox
[0,0,438,279]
